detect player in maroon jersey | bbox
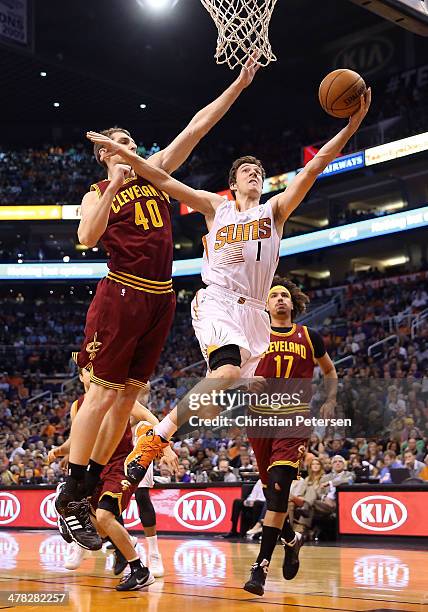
[55,60,260,549]
[51,369,177,591]
[244,277,337,596]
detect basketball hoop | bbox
[200,0,278,69]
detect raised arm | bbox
[272,89,371,227]
[148,59,259,174]
[77,164,131,247]
[86,132,224,217]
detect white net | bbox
[200,0,278,69]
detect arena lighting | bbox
[53,102,60,108]
[40,71,47,77]
[63,256,70,263]
[136,0,180,11]
[140,103,147,109]
[2,206,428,280]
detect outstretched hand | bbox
[237,55,261,88]
[86,131,122,159]
[348,87,372,132]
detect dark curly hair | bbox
[270,276,310,322]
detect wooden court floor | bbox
[0,531,426,611]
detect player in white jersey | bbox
[192,185,279,377]
[87,86,371,484]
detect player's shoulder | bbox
[89,179,110,198]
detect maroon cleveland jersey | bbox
[255,323,325,379]
[91,175,173,283]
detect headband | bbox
[268,285,291,299]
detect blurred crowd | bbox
[0,83,427,211]
[0,267,427,541]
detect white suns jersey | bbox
[201,198,280,302]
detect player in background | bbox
[56,60,260,549]
[86,87,371,486]
[50,371,176,590]
[243,278,337,596]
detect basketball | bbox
[319,69,367,118]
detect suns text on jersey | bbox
[214,218,271,250]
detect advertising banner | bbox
[0,486,241,533]
[338,489,428,536]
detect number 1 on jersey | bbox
[274,354,294,378]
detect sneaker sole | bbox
[116,575,156,591]
[243,582,264,596]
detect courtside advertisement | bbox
[338,489,428,536]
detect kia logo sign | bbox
[40,493,58,527]
[351,495,407,532]
[0,492,20,525]
[174,491,226,530]
[333,37,393,77]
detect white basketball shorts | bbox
[191,284,270,378]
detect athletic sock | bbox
[69,462,87,482]
[129,557,142,572]
[154,415,176,441]
[281,518,296,544]
[84,459,105,496]
[146,535,159,556]
[256,525,281,565]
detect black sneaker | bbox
[116,566,155,591]
[55,483,72,544]
[62,499,102,551]
[243,559,269,596]
[58,515,73,544]
[282,532,303,580]
[113,548,129,576]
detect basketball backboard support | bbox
[348,0,428,36]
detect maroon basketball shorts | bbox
[91,455,137,516]
[74,275,176,390]
[248,437,307,485]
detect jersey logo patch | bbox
[86,332,102,361]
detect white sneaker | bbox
[246,522,263,538]
[149,553,164,578]
[64,542,87,570]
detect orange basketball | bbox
[319,69,366,118]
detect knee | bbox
[212,364,241,382]
[86,387,117,415]
[96,508,114,530]
[265,466,297,513]
[114,386,140,412]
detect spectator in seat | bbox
[223,479,266,538]
[41,467,57,485]
[403,449,425,478]
[326,436,349,460]
[211,459,239,483]
[0,466,16,486]
[19,467,41,485]
[378,450,404,483]
[238,453,254,476]
[175,464,191,483]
